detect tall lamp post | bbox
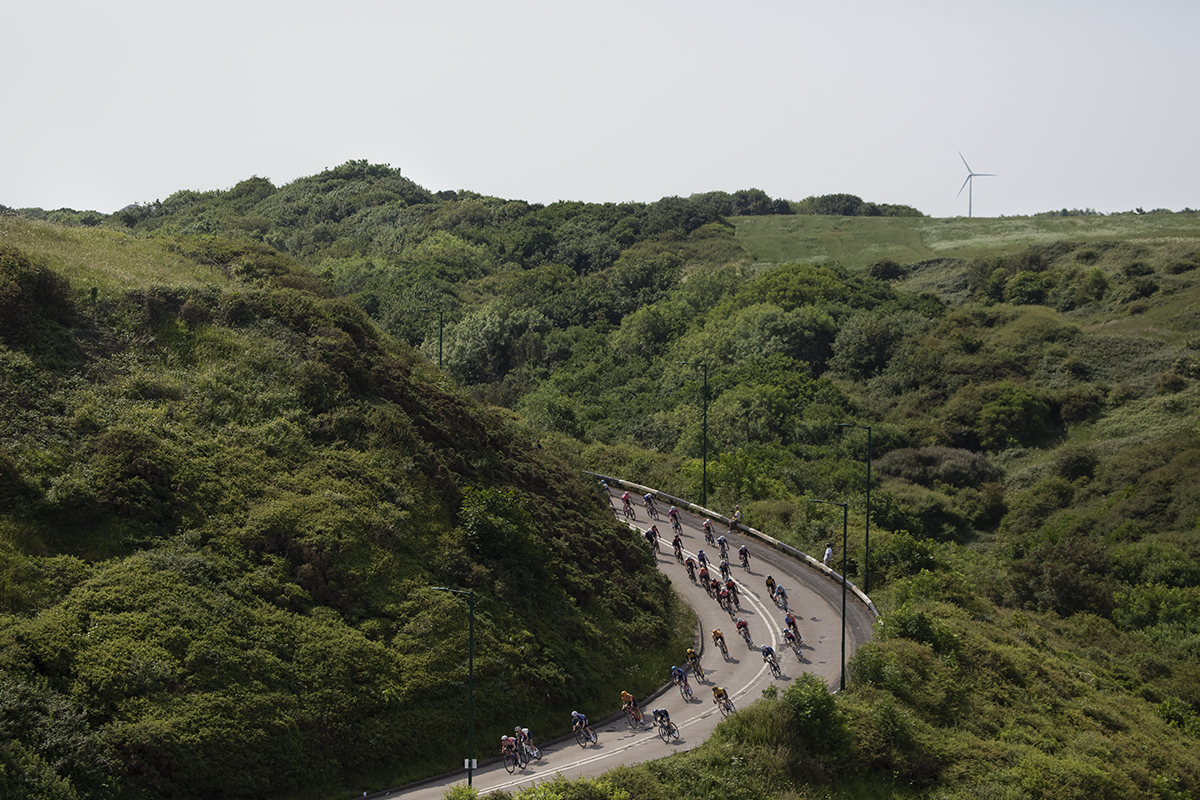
[836,422,872,594]
[807,499,848,691]
[678,362,708,507]
[419,307,444,369]
[432,586,475,784]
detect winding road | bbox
[381,480,876,799]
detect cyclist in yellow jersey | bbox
[712,686,728,702]
[711,628,726,649]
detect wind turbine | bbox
[957,152,995,217]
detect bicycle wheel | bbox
[692,660,705,681]
[530,745,541,760]
[769,660,782,679]
[718,639,728,657]
[576,728,588,747]
[657,723,671,743]
[669,721,679,739]
[503,752,517,774]
[678,681,688,699]
[718,698,733,718]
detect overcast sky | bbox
[4,0,1197,218]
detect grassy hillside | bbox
[732,212,1200,273]
[0,222,688,799]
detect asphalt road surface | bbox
[380,485,876,799]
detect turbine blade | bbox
[976,173,997,177]
[959,151,972,172]
[957,174,972,197]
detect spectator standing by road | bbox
[823,542,833,568]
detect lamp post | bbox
[836,422,872,594]
[432,586,475,784]
[419,307,444,369]
[807,499,848,692]
[677,362,708,507]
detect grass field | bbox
[731,212,1200,272]
[1,216,231,293]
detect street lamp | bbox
[677,362,708,507]
[806,499,848,692]
[419,307,444,369]
[836,423,872,594]
[431,586,475,784]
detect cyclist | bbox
[500,734,521,760]
[709,577,722,597]
[643,493,657,513]
[702,518,715,544]
[735,617,750,641]
[670,664,687,687]
[668,505,680,526]
[672,532,683,554]
[725,578,739,608]
[685,647,701,674]
[698,566,710,586]
[716,535,728,557]
[514,725,534,752]
[711,628,727,651]
[712,685,729,706]
[684,556,696,582]
[696,549,708,569]
[719,559,731,580]
[621,690,642,723]
[652,707,672,728]
[783,626,800,650]
[761,644,778,668]
[718,586,730,610]
[621,491,633,517]
[765,574,777,598]
[571,710,596,742]
[775,585,789,607]
[784,610,799,636]
[739,544,750,567]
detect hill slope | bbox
[0,224,686,799]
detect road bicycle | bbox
[688,656,705,682]
[623,502,636,521]
[676,676,694,700]
[656,717,680,742]
[715,696,735,718]
[704,527,715,546]
[714,636,728,658]
[625,705,644,728]
[502,750,524,773]
[519,740,540,763]
[739,550,750,569]
[739,626,753,647]
[574,722,596,747]
[670,515,682,535]
[766,655,782,679]
[646,502,659,521]
[674,543,683,563]
[787,638,804,662]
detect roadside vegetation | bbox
[3,162,1199,798]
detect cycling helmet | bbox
[737,618,745,624]
[501,735,507,742]
[572,711,578,716]
[514,726,522,733]
[767,574,773,580]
